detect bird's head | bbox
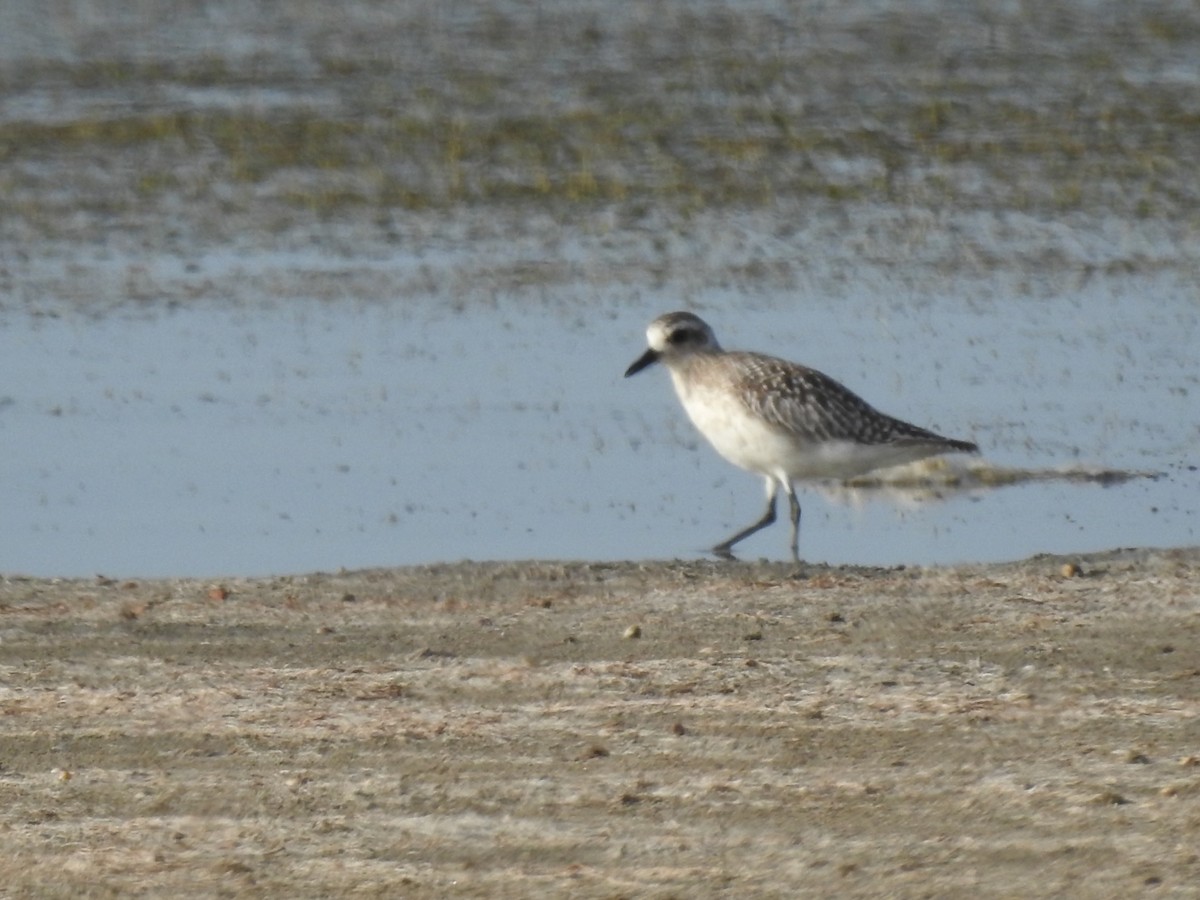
[624,311,721,377]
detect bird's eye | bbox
[667,329,692,345]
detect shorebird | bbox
[625,311,978,561]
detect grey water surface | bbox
[2,233,1195,577]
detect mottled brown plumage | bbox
[690,350,977,450]
[625,311,979,560]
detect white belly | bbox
[672,372,946,482]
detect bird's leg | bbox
[712,479,777,559]
[784,484,802,563]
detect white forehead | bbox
[645,319,673,350]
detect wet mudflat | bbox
[2,547,1198,897]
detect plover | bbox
[625,311,979,561]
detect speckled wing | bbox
[729,352,970,448]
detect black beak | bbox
[624,348,660,378]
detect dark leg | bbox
[785,486,802,563]
[713,482,777,559]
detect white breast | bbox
[669,367,946,482]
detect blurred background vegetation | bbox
[1,0,1197,244]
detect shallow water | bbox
[2,238,1195,577]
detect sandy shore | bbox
[2,547,1198,897]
